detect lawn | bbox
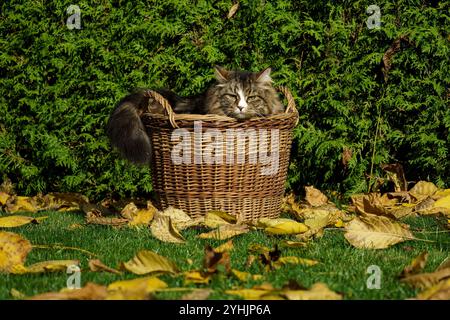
[1,210,448,300]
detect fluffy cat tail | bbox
[107,89,200,164]
[106,91,153,165]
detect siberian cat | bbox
[106,66,284,164]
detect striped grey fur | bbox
[106,67,284,164]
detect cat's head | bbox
[208,66,283,120]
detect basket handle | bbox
[144,90,179,129]
[276,86,296,114]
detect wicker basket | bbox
[141,87,299,221]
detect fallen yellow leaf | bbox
[401,268,450,289]
[22,260,79,274]
[0,192,9,206]
[0,215,47,228]
[183,270,211,285]
[273,256,319,268]
[5,196,38,213]
[203,210,237,228]
[122,250,179,276]
[305,186,328,207]
[231,269,263,282]
[400,252,428,277]
[120,202,139,219]
[282,283,342,300]
[88,259,121,275]
[198,224,249,240]
[181,288,212,300]
[225,284,278,300]
[344,214,415,249]
[213,240,234,253]
[0,231,31,273]
[150,214,185,244]
[409,181,438,200]
[279,240,308,248]
[258,218,308,235]
[415,278,450,300]
[29,283,108,300]
[434,195,450,211]
[107,276,167,300]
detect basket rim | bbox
[142,86,299,128]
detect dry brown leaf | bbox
[88,259,122,275]
[281,193,306,219]
[227,2,239,19]
[23,260,79,274]
[400,252,428,277]
[107,276,167,300]
[29,283,108,300]
[181,288,212,300]
[198,224,249,240]
[305,186,328,207]
[257,245,281,271]
[39,193,89,212]
[119,202,154,226]
[175,217,204,230]
[85,214,129,227]
[409,181,438,200]
[150,214,185,244]
[0,215,47,228]
[204,210,237,228]
[355,193,398,217]
[282,282,342,300]
[204,245,231,274]
[388,205,415,219]
[122,250,179,276]
[381,163,407,192]
[401,268,450,289]
[344,214,415,249]
[5,196,38,213]
[159,206,191,222]
[0,231,31,273]
[414,197,435,213]
[380,35,412,82]
[415,278,450,300]
[120,202,139,219]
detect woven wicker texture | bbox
[142,87,298,221]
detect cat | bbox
[106,66,284,164]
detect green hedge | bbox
[1,0,449,199]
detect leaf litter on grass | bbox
[1,177,449,300]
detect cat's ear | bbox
[256,67,272,83]
[214,66,230,82]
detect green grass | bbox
[0,211,449,300]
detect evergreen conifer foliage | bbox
[0,0,448,199]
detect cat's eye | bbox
[247,95,260,102]
[224,94,237,100]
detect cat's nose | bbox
[237,106,244,111]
